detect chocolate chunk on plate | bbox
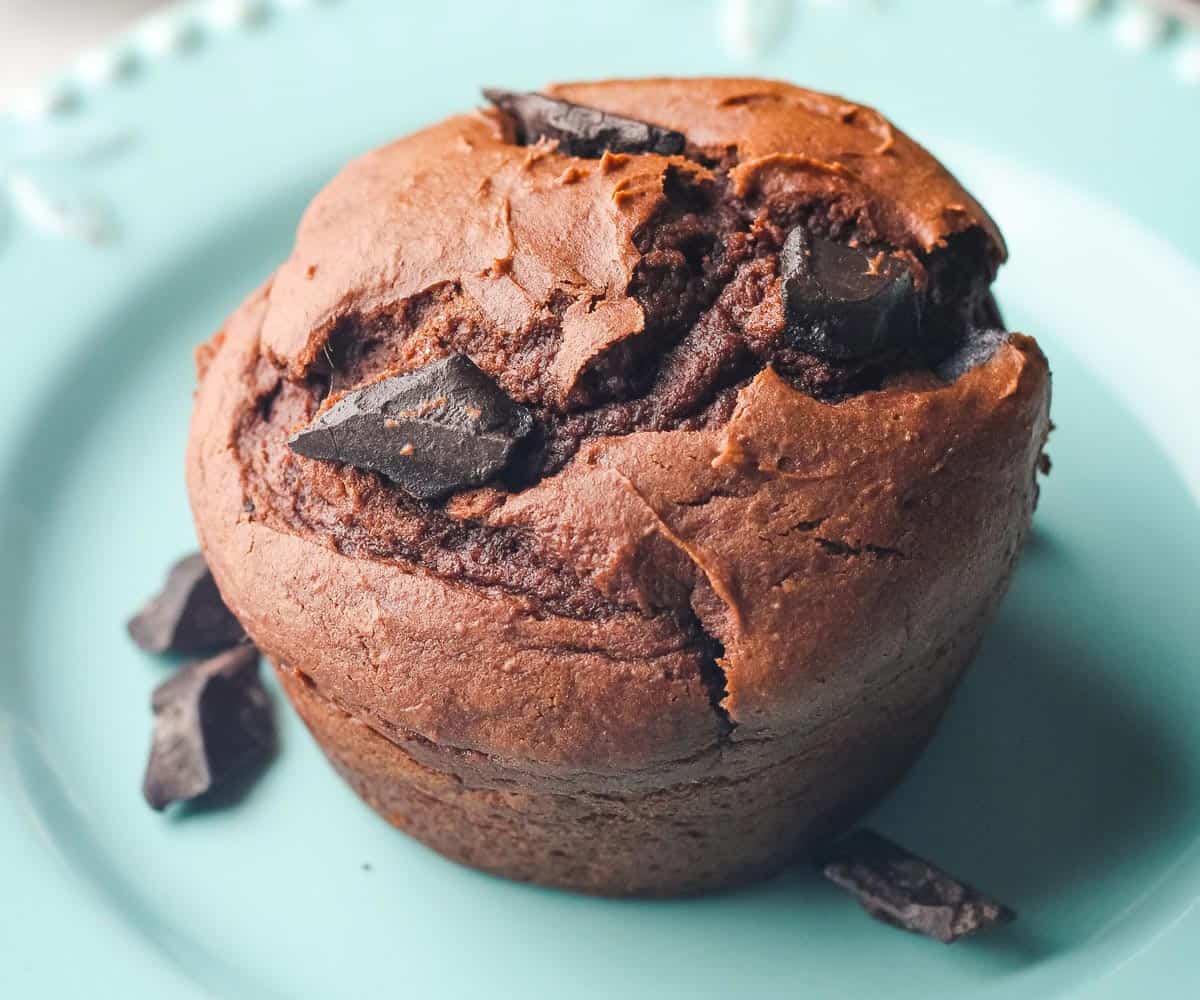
[821,829,1015,943]
[484,88,685,158]
[781,227,920,362]
[936,328,1010,382]
[289,353,534,501]
[127,552,244,655]
[143,644,274,810]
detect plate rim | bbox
[3,2,1200,997]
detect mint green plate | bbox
[2,2,1199,997]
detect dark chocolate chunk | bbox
[976,291,1005,331]
[127,552,245,655]
[142,644,274,810]
[936,328,1010,382]
[821,830,1015,943]
[288,353,534,501]
[781,227,920,362]
[483,88,685,159]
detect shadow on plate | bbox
[1,172,1199,989]
[863,532,1200,963]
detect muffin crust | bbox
[188,77,1050,894]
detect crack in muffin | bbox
[229,83,1003,617]
[188,77,1051,895]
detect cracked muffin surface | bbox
[188,77,1050,895]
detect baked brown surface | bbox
[187,77,1051,895]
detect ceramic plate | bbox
[3,1,1199,996]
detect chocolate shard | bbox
[976,291,1005,331]
[142,644,274,810]
[781,227,920,362]
[483,88,686,159]
[936,328,1010,382]
[288,354,534,501]
[821,829,1015,944]
[127,552,245,655]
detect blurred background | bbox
[0,0,161,98]
[3,0,1198,105]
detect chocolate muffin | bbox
[188,77,1050,896]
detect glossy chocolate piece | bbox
[781,227,920,362]
[484,88,685,158]
[127,552,244,655]
[822,830,1015,943]
[289,354,534,501]
[142,644,273,810]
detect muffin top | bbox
[191,78,1048,773]
[261,77,1003,407]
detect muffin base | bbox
[275,658,963,897]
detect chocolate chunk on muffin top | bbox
[259,79,1001,416]
[190,76,1047,821]
[230,76,1011,602]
